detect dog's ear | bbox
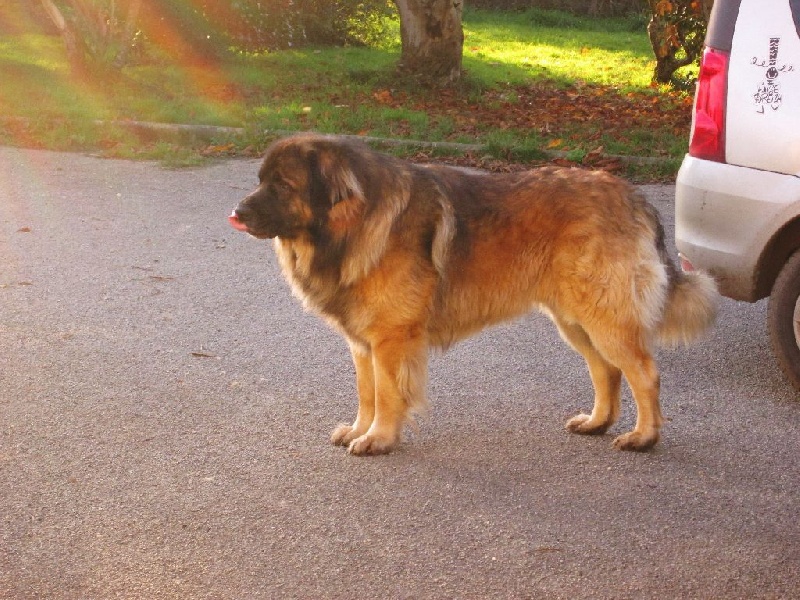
[307,146,364,208]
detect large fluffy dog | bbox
[229,133,717,455]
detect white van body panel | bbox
[726,0,800,175]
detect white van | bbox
[675,0,800,390]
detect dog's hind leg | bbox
[347,330,428,456]
[589,331,663,451]
[331,343,375,447]
[555,319,623,436]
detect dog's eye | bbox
[272,179,292,193]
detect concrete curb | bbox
[4,116,670,165]
[106,119,669,165]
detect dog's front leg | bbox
[347,332,427,456]
[331,343,375,447]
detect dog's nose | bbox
[234,204,251,220]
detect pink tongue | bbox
[228,211,249,232]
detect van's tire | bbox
[768,249,800,392]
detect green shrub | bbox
[220,0,397,51]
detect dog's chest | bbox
[275,238,325,296]
[274,238,348,311]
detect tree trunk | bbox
[114,0,143,66]
[701,0,714,22]
[646,0,711,84]
[393,0,464,87]
[647,16,693,84]
[38,0,87,72]
[122,0,143,41]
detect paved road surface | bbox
[1,147,798,599]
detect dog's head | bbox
[229,134,366,240]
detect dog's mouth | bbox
[228,210,273,239]
[228,211,249,232]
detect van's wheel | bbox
[768,249,800,392]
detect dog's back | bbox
[424,165,717,351]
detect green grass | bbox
[461,9,654,88]
[0,8,692,176]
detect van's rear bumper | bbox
[675,155,800,301]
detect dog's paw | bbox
[347,432,397,456]
[331,423,361,446]
[612,430,659,452]
[565,413,610,435]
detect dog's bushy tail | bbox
[657,270,718,346]
[633,193,718,347]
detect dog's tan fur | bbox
[232,134,717,455]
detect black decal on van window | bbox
[752,37,794,113]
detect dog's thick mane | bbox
[282,135,458,287]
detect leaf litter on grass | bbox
[361,81,691,152]
[334,80,692,177]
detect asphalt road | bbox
[1,146,798,599]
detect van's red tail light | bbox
[689,47,729,163]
